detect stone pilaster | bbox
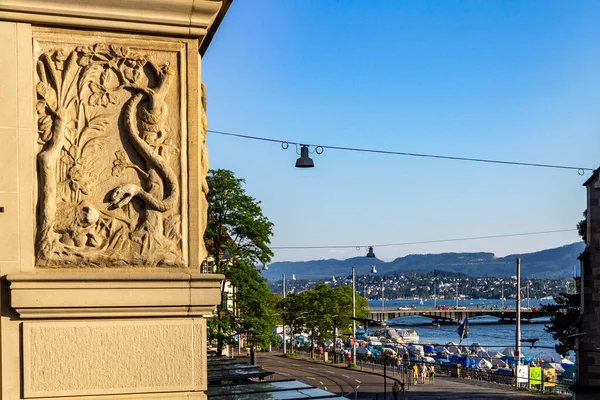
[0,1,230,398]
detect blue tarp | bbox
[423,345,436,354]
[522,356,535,364]
[366,346,381,357]
[500,356,517,367]
[449,355,477,368]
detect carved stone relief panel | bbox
[33,31,189,268]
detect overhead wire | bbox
[207,130,596,173]
[270,228,577,250]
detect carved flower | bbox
[52,49,69,71]
[78,53,94,67]
[37,115,53,143]
[88,82,118,107]
[93,43,108,54]
[36,100,47,116]
[111,150,128,177]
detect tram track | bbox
[260,354,379,399]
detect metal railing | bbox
[291,348,573,396]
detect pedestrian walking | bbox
[429,365,435,384]
[392,381,400,400]
[420,364,427,384]
[412,363,419,384]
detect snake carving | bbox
[109,64,180,256]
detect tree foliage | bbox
[577,210,587,243]
[204,169,275,354]
[205,169,273,270]
[541,285,580,356]
[277,282,369,358]
[541,212,585,356]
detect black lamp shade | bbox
[366,246,376,258]
[295,145,314,168]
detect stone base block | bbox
[6,273,223,399]
[23,318,206,398]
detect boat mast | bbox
[501,281,505,309]
[455,282,459,308]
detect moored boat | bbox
[395,328,420,344]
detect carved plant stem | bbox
[37,108,68,257]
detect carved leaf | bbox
[78,64,104,105]
[111,150,128,177]
[79,112,110,145]
[164,215,181,242]
[123,67,135,83]
[109,45,127,58]
[36,81,47,98]
[101,69,119,90]
[132,68,142,82]
[60,51,81,106]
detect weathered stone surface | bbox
[33,30,190,269]
[23,318,206,398]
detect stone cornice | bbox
[7,273,225,319]
[0,0,231,53]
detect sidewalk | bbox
[401,376,571,399]
[274,351,570,399]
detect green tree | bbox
[541,285,580,356]
[577,210,587,243]
[204,169,274,355]
[541,213,585,356]
[277,281,369,359]
[228,260,277,356]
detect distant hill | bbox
[262,242,586,280]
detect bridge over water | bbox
[368,308,554,324]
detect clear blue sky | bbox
[202,1,600,263]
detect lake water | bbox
[367,298,571,359]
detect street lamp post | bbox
[383,352,387,399]
[381,278,385,314]
[515,257,521,388]
[352,266,356,364]
[282,273,286,356]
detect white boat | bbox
[371,328,403,345]
[395,329,420,344]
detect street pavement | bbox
[255,352,571,400]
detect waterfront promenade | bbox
[257,352,570,399]
[405,376,570,399]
